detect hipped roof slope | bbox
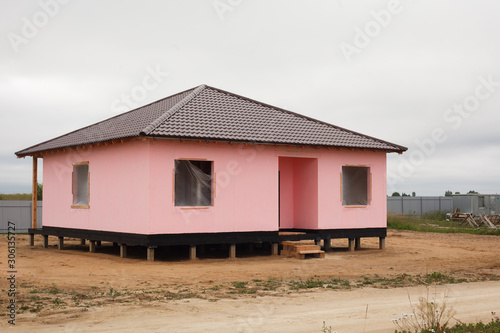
[16,84,407,157]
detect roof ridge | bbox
[202,85,406,151]
[140,84,207,135]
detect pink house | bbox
[16,85,406,260]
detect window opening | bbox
[478,196,485,208]
[342,166,369,206]
[72,163,89,207]
[174,160,213,206]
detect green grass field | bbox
[0,193,33,200]
[387,212,500,236]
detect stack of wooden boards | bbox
[280,240,325,259]
[449,209,499,229]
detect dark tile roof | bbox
[16,85,407,157]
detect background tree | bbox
[402,193,410,197]
[455,191,460,194]
[412,192,416,197]
[37,183,43,201]
[467,190,478,194]
[391,192,400,196]
[445,190,453,197]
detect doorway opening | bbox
[278,157,318,230]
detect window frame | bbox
[478,195,485,208]
[341,165,371,207]
[71,161,90,209]
[173,159,214,208]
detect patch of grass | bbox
[108,287,121,298]
[71,292,89,301]
[379,274,414,287]
[30,284,64,295]
[209,285,222,291]
[355,273,468,289]
[48,284,62,295]
[232,281,248,289]
[448,316,500,332]
[29,305,43,313]
[359,276,380,285]
[323,278,351,290]
[260,278,281,291]
[237,289,257,294]
[164,291,199,300]
[289,279,324,290]
[252,278,282,291]
[289,278,351,290]
[53,298,64,305]
[420,272,466,285]
[388,214,500,235]
[29,295,40,302]
[230,281,257,294]
[423,211,448,221]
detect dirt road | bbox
[13,281,500,332]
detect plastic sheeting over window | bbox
[342,166,369,206]
[72,163,89,206]
[175,160,213,206]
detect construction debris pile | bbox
[448,209,500,229]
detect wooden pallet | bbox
[450,209,497,229]
[459,213,479,228]
[488,214,500,225]
[479,215,497,229]
[281,241,325,259]
[450,209,474,225]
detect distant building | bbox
[452,194,500,215]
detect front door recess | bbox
[278,157,318,230]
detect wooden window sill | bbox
[71,205,90,209]
[178,206,211,210]
[343,205,369,208]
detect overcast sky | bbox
[1,0,499,196]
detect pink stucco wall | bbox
[43,140,151,234]
[42,139,387,235]
[317,150,387,230]
[148,140,278,234]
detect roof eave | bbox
[143,135,407,152]
[15,136,144,158]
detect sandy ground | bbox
[14,281,500,333]
[1,230,499,332]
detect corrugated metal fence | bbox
[0,201,42,233]
[387,196,452,215]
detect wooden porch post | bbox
[348,238,355,251]
[32,156,38,229]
